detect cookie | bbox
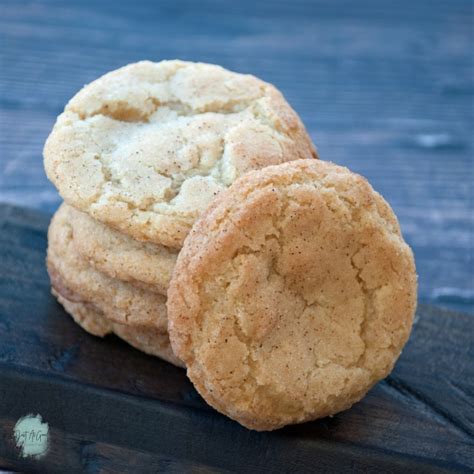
[53,288,112,337]
[44,60,318,248]
[53,290,183,367]
[167,159,417,431]
[47,204,183,367]
[64,203,177,295]
[47,204,167,328]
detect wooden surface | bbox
[0,0,473,313]
[0,203,473,473]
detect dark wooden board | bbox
[0,204,473,473]
[0,0,473,313]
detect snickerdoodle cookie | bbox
[47,204,183,367]
[63,203,177,295]
[44,60,317,248]
[167,159,417,430]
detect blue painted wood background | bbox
[0,0,472,313]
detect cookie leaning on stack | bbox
[43,60,318,366]
[167,159,417,430]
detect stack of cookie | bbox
[43,60,317,369]
[44,60,417,431]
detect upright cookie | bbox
[64,203,177,295]
[47,204,183,367]
[167,160,417,430]
[44,60,317,248]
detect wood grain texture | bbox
[0,0,472,313]
[0,203,472,473]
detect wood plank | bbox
[0,204,472,472]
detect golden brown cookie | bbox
[167,159,417,430]
[44,60,318,248]
[47,204,183,367]
[63,203,177,295]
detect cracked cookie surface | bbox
[47,204,183,367]
[44,60,318,248]
[64,203,177,295]
[167,159,417,431]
